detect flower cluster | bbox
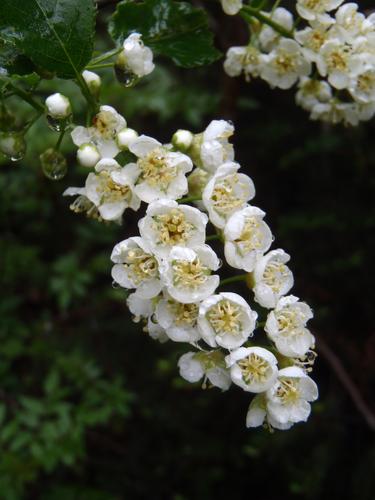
[223,1,375,126]
[65,108,318,431]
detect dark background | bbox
[1,1,374,498]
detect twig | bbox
[316,334,375,431]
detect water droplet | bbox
[47,115,62,132]
[112,280,121,289]
[40,148,67,181]
[114,65,139,88]
[0,132,26,161]
[10,152,24,161]
[218,258,223,269]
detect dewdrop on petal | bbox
[117,127,139,150]
[45,93,71,119]
[77,143,101,168]
[82,70,101,98]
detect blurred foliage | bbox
[0,1,375,499]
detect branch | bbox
[316,334,375,431]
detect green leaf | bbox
[0,0,96,79]
[109,0,221,68]
[0,40,36,77]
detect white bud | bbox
[45,93,71,119]
[77,143,101,168]
[172,129,193,151]
[117,127,139,150]
[82,70,101,97]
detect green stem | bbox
[75,74,98,117]
[24,112,43,132]
[86,62,114,70]
[89,47,122,66]
[178,195,202,204]
[7,83,44,113]
[240,6,294,38]
[219,274,248,287]
[55,124,67,151]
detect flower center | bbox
[238,353,271,384]
[275,52,296,74]
[172,257,211,289]
[138,148,177,190]
[303,0,324,12]
[152,209,194,246]
[235,216,264,254]
[211,174,245,215]
[97,171,131,203]
[327,49,348,72]
[263,261,290,292]
[168,301,199,327]
[207,299,242,335]
[357,72,375,93]
[276,378,300,404]
[93,111,118,139]
[124,248,158,284]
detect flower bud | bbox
[45,93,71,119]
[77,143,100,168]
[117,127,138,150]
[114,53,139,88]
[172,129,193,152]
[0,132,26,161]
[82,70,101,98]
[40,148,67,180]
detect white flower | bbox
[85,158,140,221]
[224,206,273,272]
[266,366,318,425]
[111,237,162,299]
[155,294,201,343]
[224,46,262,80]
[294,24,332,63]
[310,99,364,125]
[202,162,255,229]
[122,33,154,77]
[317,39,362,89]
[198,292,257,350]
[220,0,242,16]
[77,143,101,168]
[332,3,372,42]
[226,346,278,393]
[252,249,294,309]
[82,70,101,97]
[265,295,315,357]
[349,67,375,103]
[147,316,169,343]
[296,77,332,111]
[126,292,155,322]
[200,120,235,173]
[296,0,344,25]
[246,393,294,430]
[117,127,139,150]
[128,135,193,203]
[71,105,126,163]
[159,245,220,304]
[45,93,71,119]
[138,199,208,258]
[178,351,231,390]
[63,186,103,221]
[259,8,294,53]
[260,39,311,90]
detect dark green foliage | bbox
[0,0,96,79]
[109,0,221,67]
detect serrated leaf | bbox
[0,0,96,79]
[109,0,221,68]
